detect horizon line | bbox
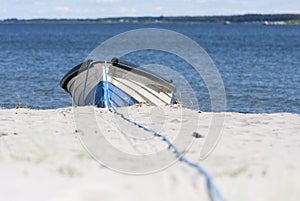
[1,13,300,20]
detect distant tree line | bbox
[1,14,300,24]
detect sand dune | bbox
[0,105,299,201]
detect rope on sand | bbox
[102,62,226,201]
[109,105,226,201]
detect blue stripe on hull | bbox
[94,81,139,108]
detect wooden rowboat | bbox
[60,58,176,108]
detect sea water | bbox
[0,23,299,113]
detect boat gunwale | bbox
[60,59,176,93]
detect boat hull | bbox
[60,59,176,108]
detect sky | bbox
[0,0,300,19]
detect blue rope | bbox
[109,105,226,201]
[99,61,225,201]
[104,61,111,108]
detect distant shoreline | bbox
[1,14,300,24]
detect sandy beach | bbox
[0,105,299,201]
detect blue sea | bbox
[0,23,299,113]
